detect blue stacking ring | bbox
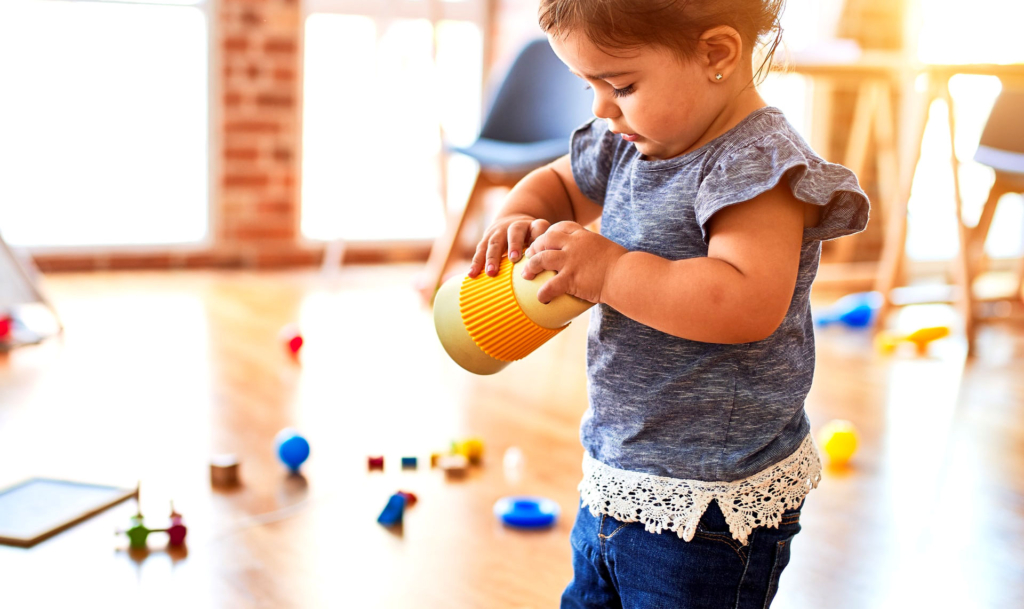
[494,496,560,529]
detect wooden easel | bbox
[789,52,907,284]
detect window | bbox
[0,0,210,248]
[908,0,1024,261]
[301,1,484,242]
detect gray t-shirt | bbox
[571,107,869,482]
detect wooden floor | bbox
[1,265,1022,608]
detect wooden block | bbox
[210,454,241,487]
[438,454,468,479]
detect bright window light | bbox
[301,15,482,242]
[0,0,209,248]
[910,0,1024,261]
[917,0,1024,65]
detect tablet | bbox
[0,478,137,547]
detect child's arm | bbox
[523,182,808,344]
[468,155,602,278]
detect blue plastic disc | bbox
[275,428,310,472]
[494,496,560,529]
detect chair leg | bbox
[941,84,976,352]
[1013,254,1024,303]
[418,169,487,303]
[967,178,1008,278]
[833,81,879,264]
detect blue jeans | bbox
[561,500,803,609]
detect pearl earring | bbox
[715,73,723,81]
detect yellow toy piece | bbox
[818,419,859,466]
[875,325,951,355]
[434,256,594,375]
[453,438,485,465]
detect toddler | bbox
[468,0,869,606]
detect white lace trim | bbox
[579,434,821,545]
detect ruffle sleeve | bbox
[694,131,870,244]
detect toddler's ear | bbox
[698,25,743,82]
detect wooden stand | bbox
[873,63,1024,353]
[793,52,1024,354]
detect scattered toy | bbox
[166,502,187,546]
[453,437,484,465]
[117,502,188,549]
[818,419,859,466]
[119,511,151,550]
[275,429,310,473]
[875,326,951,355]
[377,493,407,527]
[494,496,559,529]
[210,453,241,487]
[396,491,417,507]
[815,292,883,329]
[401,456,418,470]
[438,454,468,479]
[430,452,443,468]
[368,456,385,471]
[278,324,304,356]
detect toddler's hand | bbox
[521,222,627,304]
[469,214,552,278]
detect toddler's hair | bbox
[538,0,785,81]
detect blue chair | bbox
[420,38,594,300]
[968,88,1024,300]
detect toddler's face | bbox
[550,31,722,161]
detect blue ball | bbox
[275,429,310,472]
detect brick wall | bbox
[218,0,304,265]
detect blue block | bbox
[377,493,407,526]
[401,456,418,469]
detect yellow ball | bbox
[818,419,858,465]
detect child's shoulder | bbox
[701,107,820,171]
[572,107,818,174]
[696,107,870,244]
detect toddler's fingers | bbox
[526,218,551,247]
[506,222,530,262]
[521,249,565,281]
[484,235,507,276]
[524,229,567,258]
[536,272,571,305]
[549,220,582,234]
[468,237,489,277]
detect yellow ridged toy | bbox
[874,325,951,355]
[434,256,594,375]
